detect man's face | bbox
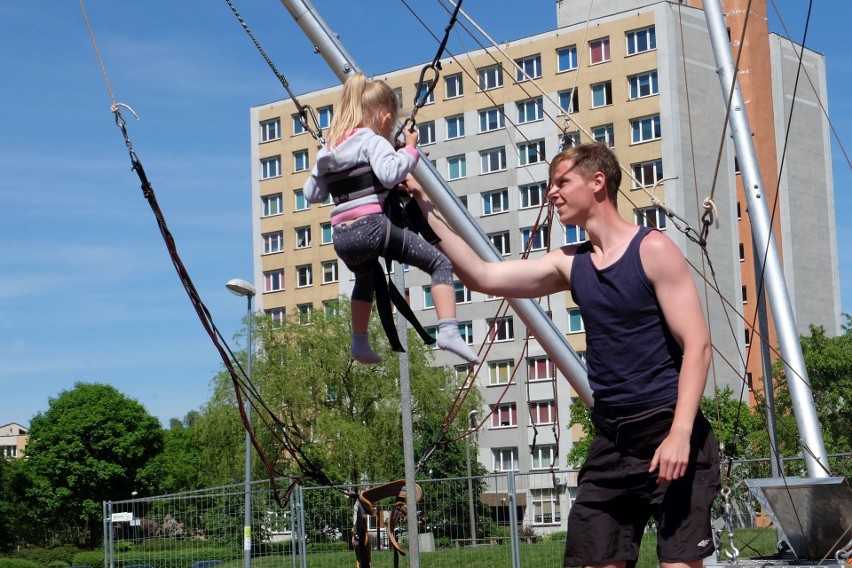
[547,159,594,225]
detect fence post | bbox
[103,501,111,568]
[507,471,521,568]
[296,485,308,568]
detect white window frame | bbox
[564,224,587,245]
[567,307,584,333]
[557,45,578,72]
[593,124,615,148]
[591,81,613,108]
[317,105,333,129]
[489,231,511,256]
[261,156,281,180]
[263,231,284,254]
[268,308,285,323]
[531,487,561,524]
[490,403,518,428]
[292,114,306,136]
[296,264,313,288]
[458,320,474,345]
[320,222,333,245]
[558,89,578,114]
[631,115,662,144]
[446,115,465,139]
[293,150,309,173]
[447,155,467,180]
[522,225,548,251]
[626,25,656,56]
[482,188,509,216]
[515,54,542,81]
[517,97,544,124]
[486,316,514,342]
[635,206,667,230]
[322,260,338,284]
[418,121,436,145]
[527,356,555,381]
[518,139,546,166]
[629,70,659,100]
[297,303,313,325]
[632,159,664,188]
[492,447,519,472]
[264,269,284,293]
[478,107,505,133]
[530,401,555,425]
[295,226,312,248]
[294,189,310,211]
[454,281,472,304]
[260,118,280,142]
[445,73,463,99]
[520,182,546,209]
[416,80,435,105]
[589,37,611,64]
[480,147,507,174]
[478,64,504,91]
[262,193,282,217]
[488,359,514,385]
[422,285,435,309]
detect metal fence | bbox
[103,467,771,568]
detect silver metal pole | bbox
[277,0,593,407]
[702,0,828,476]
[465,410,478,545]
[244,294,253,568]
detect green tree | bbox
[25,382,163,547]
[773,318,852,476]
[136,411,203,494]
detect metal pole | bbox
[753,247,781,480]
[465,410,478,544]
[702,0,828,476]
[244,294,253,568]
[277,0,593,407]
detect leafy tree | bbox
[136,411,203,494]
[772,318,852,477]
[25,382,163,547]
[566,398,591,468]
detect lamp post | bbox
[465,409,479,545]
[226,278,256,568]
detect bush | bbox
[543,531,567,542]
[10,546,82,567]
[70,552,102,568]
[0,560,42,568]
[434,537,453,549]
[45,562,68,568]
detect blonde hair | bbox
[327,73,399,149]
[550,143,622,205]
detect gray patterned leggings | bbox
[332,213,454,302]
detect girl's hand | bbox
[403,127,418,148]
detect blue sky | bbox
[0,1,848,428]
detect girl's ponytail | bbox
[327,73,367,149]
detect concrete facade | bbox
[0,422,29,459]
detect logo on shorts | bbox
[697,539,711,548]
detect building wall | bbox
[0,422,29,459]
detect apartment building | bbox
[249,0,838,531]
[1,422,29,459]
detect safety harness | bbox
[351,480,423,568]
[326,165,438,353]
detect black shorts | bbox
[563,405,720,567]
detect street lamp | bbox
[226,278,256,568]
[465,409,479,545]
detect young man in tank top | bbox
[406,143,720,568]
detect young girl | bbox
[304,73,479,365]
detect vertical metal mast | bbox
[277,0,593,406]
[702,0,829,476]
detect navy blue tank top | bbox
[570,226,682,410]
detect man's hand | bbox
[649,429,691,484]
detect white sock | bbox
[351,332,381,364]
[437,319,481,364]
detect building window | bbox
[479,107,505,133]
[517,97,544,124]
[321,222,333,245]
[294,189,310,211]
[458,320,474,345]
[487,316,514,342]
[447,155,467,180]
[296,264,313,288]
[262,193,282,217]
[565,224,587,245]
[589,37,611,64]
[558,89,579,114]
[520,182,546,209]
[531,446,558,470]
[515,54,542,81]
[263,231,284,254]
[561,131,581,149]
[557,45,578,72]
[632,159,664,188]
[292,113,306,135]
[323,300,339,319]
[492,447,519,472]
[591,81,613,108]
[293,150,309,172]
[530,401,555,425]
[489,359,515,385]
[631,115,662,144]
[522,225,549,251]
[528,356,555,381]
[567,308,584,333]
[446,115,465,139]
[478,64,503,91]
[626,25,656,55]
[491,403,518,428]
[297,303,313,325]
[742,285,748,304]
[317,105,333,129]
[518,140,546,166]
[482,188,509,215]
[416,80,435,106]
[593,124,615,148]
[424,326,439,349]
[531,487,561,524]
[480,147,507,174]
[744,329,751,347]
[268,308,285,323]
[296,226,312,248]
[264,270,284,293]
[445,73,463,99]
[423,285,435,309]
[418,121,436,145]
[260,118,280,142]
[261,156,281,179]
[455,281,472,304]
[635,206,667,230]
[392,87,403,108]
[739,243,746,261]
[629,70,659,99]
[489,231,511,256]
[322,260,338,284]
[737,201,742,219]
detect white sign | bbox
[110,512,133,523]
